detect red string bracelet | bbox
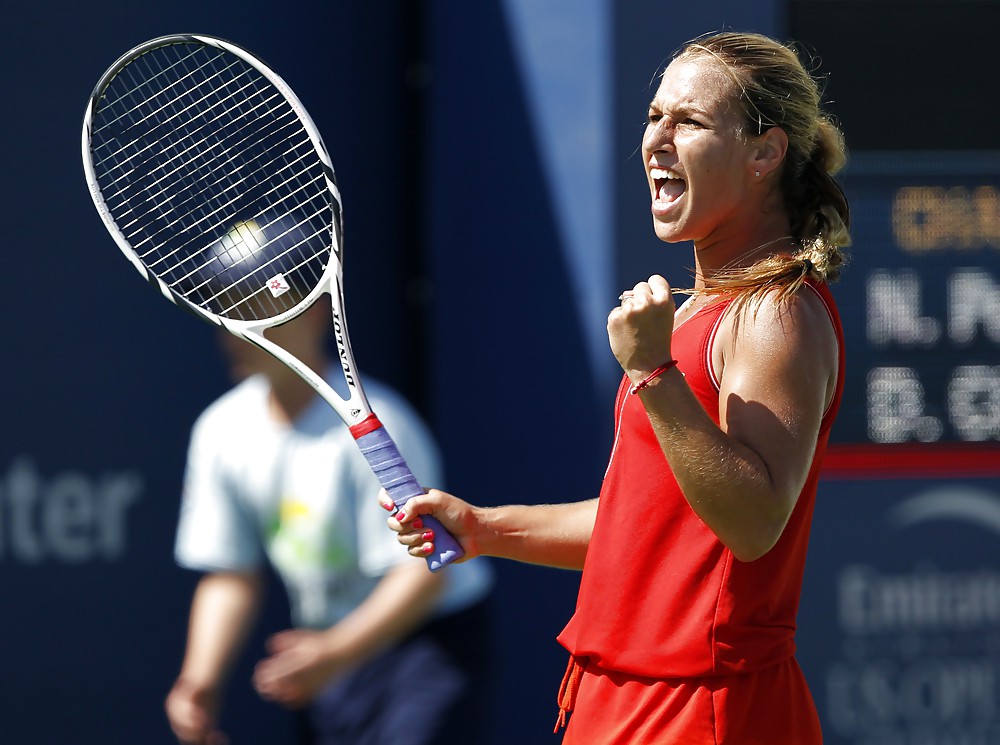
[629,360,679,394]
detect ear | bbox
[750,126,788,179]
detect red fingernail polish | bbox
[422,531,434,541]
[396,512,406,522]
[380,501,393,512]
[423,543,434,554]
[412,518,424,530]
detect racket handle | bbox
[353,422,464,572]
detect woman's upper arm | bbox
[716,289,839,508]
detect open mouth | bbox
[650,166,686,207]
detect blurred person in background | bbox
[165,297,494,745]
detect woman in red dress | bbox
[385,31,849,744]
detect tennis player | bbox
[385,31,848,744]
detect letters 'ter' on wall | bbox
[0,457,142,563]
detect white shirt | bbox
[175,371,492,628]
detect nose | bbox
[643,119,674,153]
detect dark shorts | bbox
[298,598,494,745]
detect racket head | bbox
[82,33,344,334]
[82,35,465,571]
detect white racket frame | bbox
[81,33,371,427]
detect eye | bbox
[680,117,704,128]
[646,110,662,125]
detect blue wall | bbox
[8,1,1000,744]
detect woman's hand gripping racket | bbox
[82,33,462,571]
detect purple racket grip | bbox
[353,421,464,572]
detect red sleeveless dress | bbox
[556,282,844,744]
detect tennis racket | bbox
[82,33,462,572]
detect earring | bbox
[755,170,760,177]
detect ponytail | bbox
[786,117,851,283]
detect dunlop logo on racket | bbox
[267,274,291,298]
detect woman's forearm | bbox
[473,499,598,570]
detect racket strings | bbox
[141,143,319,272]
[96,50,289,227]
[89,39,334,322]
[94,44,228,136]
[93,53,250,169]
[213,216,330,317]
[185,192,331,313]
[92,53,268,217]
[125,113,301,248]
[105,86,293,230]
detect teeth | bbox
[650,167,682,180]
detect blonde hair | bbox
[676,32,851,304]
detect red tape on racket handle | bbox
[352,418,464,572]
